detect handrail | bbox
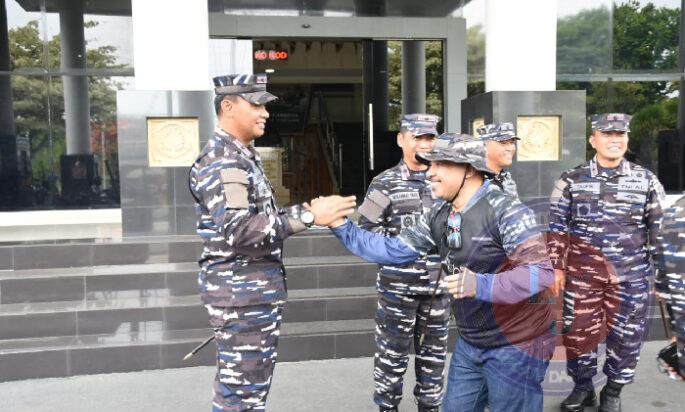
[314,91,342,193]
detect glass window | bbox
[3,0,133,210]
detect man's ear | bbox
[221,98,234,116]
[397,132,403,148]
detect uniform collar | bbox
[589,156,631,178]
[398,160,428,181]
[215,127,257,160]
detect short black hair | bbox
[214,95,240,116]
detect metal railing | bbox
[314,91,342,193]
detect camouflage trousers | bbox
[205,301,284,412]
[374,288,451,408]
[562,278,649,389]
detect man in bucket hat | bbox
[476,122,521,200]
[321,134,557,412]
[189,73,355,411]
[357,114,449,412]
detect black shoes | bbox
[379,403,439,411]
[598,382,622,412]
[560,388,597,411]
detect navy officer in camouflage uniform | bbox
[548,113,665,412]
[476,122,520,200]
[357,114,449,412]
[656,195,685,380]
[323,134,556,412]
[189,73,355,411]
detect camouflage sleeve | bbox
[476,200,554,304]
[196,159,303,248]
[646,173,666,277]
[656,198,685,328]
[547,172,572,270]
[357,178,391,235]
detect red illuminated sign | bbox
[254,49,288,61]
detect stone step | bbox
[0,319,378,381]
[0,287,378,341]
[0,230,346,271]
[0,258,377,304]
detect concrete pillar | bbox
[485,0,556,91]
[59,0,91,155]
[372,41,388,131]
[402,41,426,114]
[132,0,210,90]
[0,0,16,138]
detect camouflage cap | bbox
[213,73,278,105]
[476,122,520,141]
[591,113,632,133]
[400,113,441,137]
[416,133,495,175]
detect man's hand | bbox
[445,267,477,299]
[551,269,565,297]
[307,195,356,227]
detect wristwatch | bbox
[300,209,315,227]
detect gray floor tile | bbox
[69,344,161,375]
[0,312,77,340]
[278,335,335,362]
[326,296,377,321]
[1,276,84,304]
[0,350,68,381]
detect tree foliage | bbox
[557,0,681,167]
[387,40,444,129]
[8,20,121,190]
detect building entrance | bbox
[253,38,443,204]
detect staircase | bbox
[0,231,384,382]
[0,232,671,382]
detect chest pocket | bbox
[253,175,275,214]
[611,191,646,225]
[391,191,422,214]
[570,182,601,222]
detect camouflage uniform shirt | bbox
[491,169,519,200]
[358,160,442,294]
[548,157,664,282]
[189,127,305,307]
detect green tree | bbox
[467,24,485,97]
[8,20,122,195]
[387,40,444,129]
[557,1,681,166]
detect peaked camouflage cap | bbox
[416,133,495,175]
[476,122,520,141]
[400,113,441,137]
[591,113,632,133]
[213,73,278,105]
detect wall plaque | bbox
[147,117,200,167]
[471,117,485,135]
[516,115,561,161]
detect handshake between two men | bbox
[302,194,477,301]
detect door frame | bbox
[208,14,467,132]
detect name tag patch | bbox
[571,182,600,193]
[389,192,420,202]
[618,177,648,192]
